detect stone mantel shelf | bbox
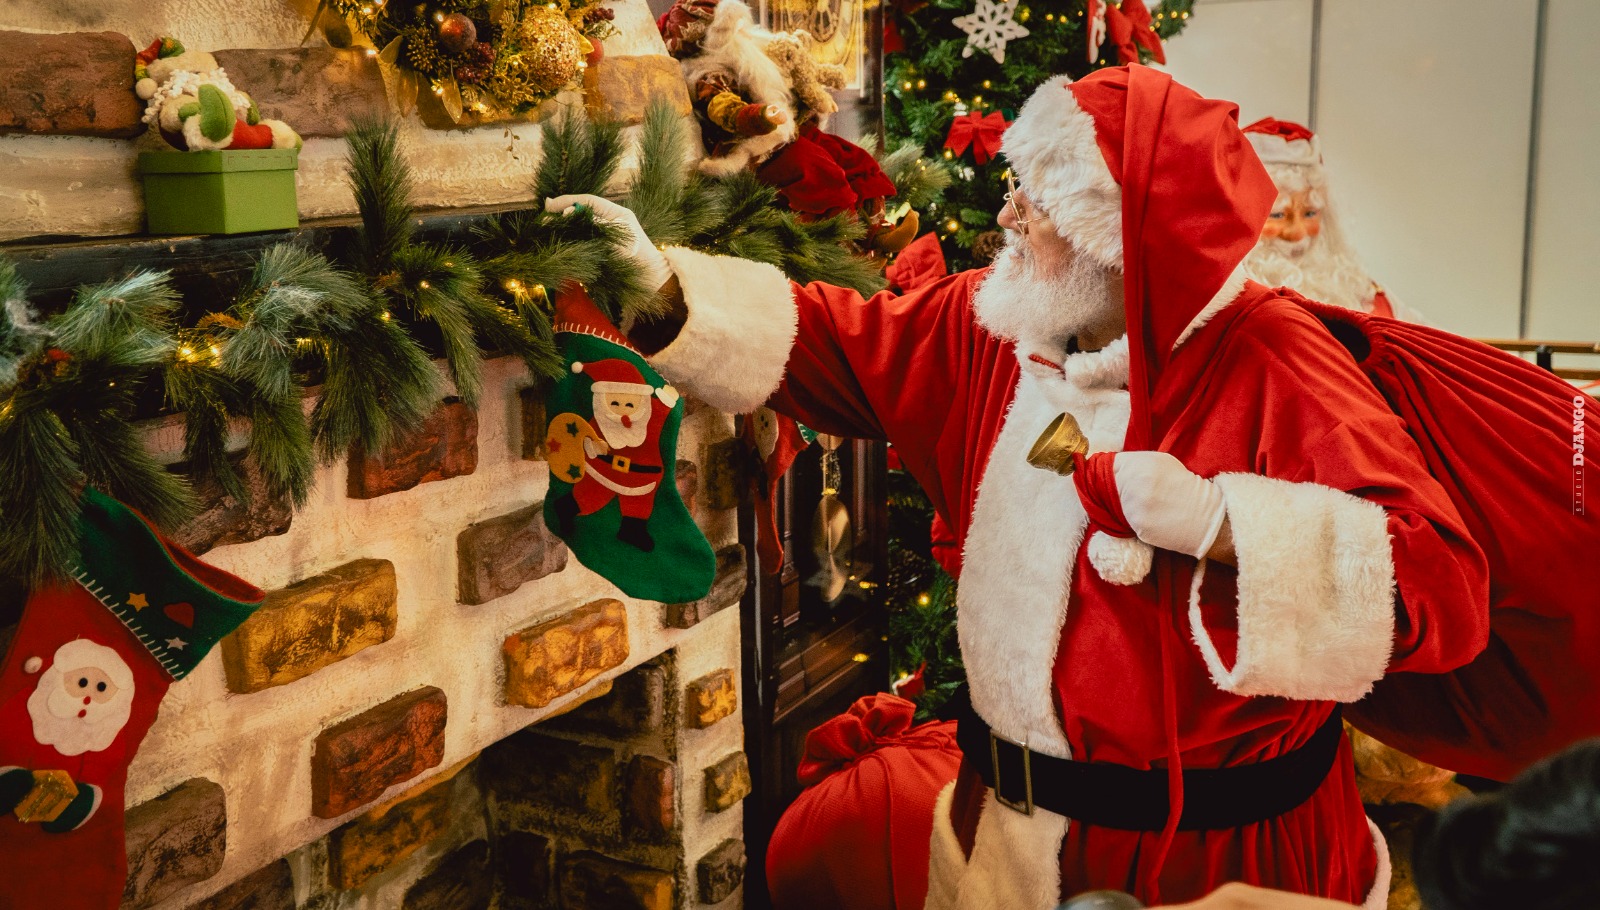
[3,201,541,311]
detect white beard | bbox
[972,233,1117,354]
[27,639,136,757]
[594,404,651,450]
[1242,222,1376,313]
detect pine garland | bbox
[1,101,894,585]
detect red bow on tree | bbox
[1089,0,1166,66]
[943,111,1011,165]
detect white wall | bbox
[1164,0,1600,343]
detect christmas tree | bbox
[885,0,1195,271]
[880,0,1196,716]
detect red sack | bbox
[1297,295,1600,782]
[766,694,962,910]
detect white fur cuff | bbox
[1190,473,1396,702]
[650,246,797,413]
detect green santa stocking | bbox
[542,286,716,604]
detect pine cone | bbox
[971,230,1006,264]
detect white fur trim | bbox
[1363,815,1392,910]
[1001,76,1122,270]
[1172,262,1251,351]
[1246,130,1322,167]
[923,782,964,910]
[1086,531,1152,585]
[946,349,1130,908]
[1188,473,1396,702]
[952,784,1069,910]
[649,246,796,413]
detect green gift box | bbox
[138,148,300,235]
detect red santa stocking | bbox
[0,488,263,910]
[542,286,716,604]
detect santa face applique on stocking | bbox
[543,286,716,604]
[0,488,263,910]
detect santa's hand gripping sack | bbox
[547,65,1492,908]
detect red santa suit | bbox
[640,65,1489,908]
[570,359,673,521]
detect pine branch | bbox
[346,117,415,273]
[390,244,486,405]
[51,271,178,367]
[625,101,693,245]
[311,307,441,460]
[534,108,625,202]
[0,405,83,584]
[65,399,197,531]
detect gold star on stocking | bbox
[128,592,149,610]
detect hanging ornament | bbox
[951,0,1030,64]
[809,434,855,602]
[453,41,496,85]
[507,6,585,94]
[437,12,478,54]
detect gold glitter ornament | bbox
[505,6,583,96]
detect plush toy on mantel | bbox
[133,37,302,152]
[658,0,917,255]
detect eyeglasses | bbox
[1005,173,1042,235]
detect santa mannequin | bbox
[548,65,1488,908]
[551,358,679,552]
[1240,118,1424,322]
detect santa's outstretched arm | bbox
[544,195,992,486]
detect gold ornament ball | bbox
[514,7,584,93]
[437,12,478,54]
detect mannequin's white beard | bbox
[594,404,650,450]
[973,234,1118,353]
[1243,227,1375,312]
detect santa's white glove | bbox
[655,384,680,409]
[544,194,672,291]
[1112,451,1227,559]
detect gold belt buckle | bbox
[613,454,631,471]
[989,729,1034,816]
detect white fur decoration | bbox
[1086,530,1153,585]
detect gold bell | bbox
[1026,412,1090,476]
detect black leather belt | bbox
[596,453,662,474]
[943,686,1343,831]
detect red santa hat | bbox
[999,65,1277,450]
[1241,116,1322,167]
[573,358,656,397]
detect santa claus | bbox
[1240,118,1425,322]
[551,358,679,551]
[549,65,1488,908]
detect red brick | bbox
[495,831,552,909]
[559,852,674,910]
[520,388,547,461]
[699,437,745,510]
[122,778,226,909]
[703,752,752,813]
[402,840,491,910]
[481,731,617,818]
[502,599,628,709]
[171,454,293,556]
[663,545,746,629]
[312,687,448,818]
[457,502,568,605]
[0,31,144,137]
[328,773,455,890]
[348,399,478,499]
[211,47,386,139]
[222,559,397,694]
[696,838,746,904]
[186,860,294,910]
[685,668,737,729]
[624,755,675,839]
